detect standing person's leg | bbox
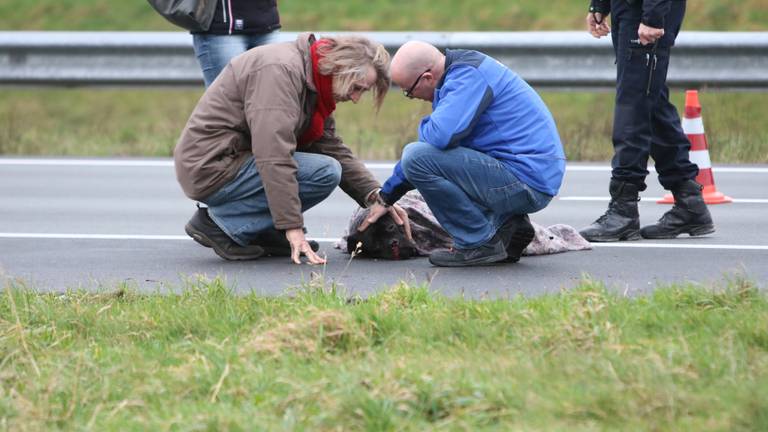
[192,34,249,87]
[641,1,714,238]
[186,152,341,259]
[610,8,654,189]
[649,88,699,188]
[580,2,648,242]
[400,142,551,266]
[245,30,281,50]
[646,1,698,189]
[643,90,715,238]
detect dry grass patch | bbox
[242,308,364,358]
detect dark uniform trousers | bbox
[610,0,698,191]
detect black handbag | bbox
[147,0,217,32]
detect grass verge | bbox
[1,277,767,430]
[1,1,766,31]
[2,89,766,163]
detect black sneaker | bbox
[184,208,265,261]
[498,214,535,263]
[428,233,508,267]
[251,228,320,257]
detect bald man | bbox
[359,41,566,267]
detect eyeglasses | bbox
[403,69,431,98]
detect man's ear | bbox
[423,71,436,85]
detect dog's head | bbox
[346,213,417,260]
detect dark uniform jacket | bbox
[195,0,281,35]
[589,0,685,28]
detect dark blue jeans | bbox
[610,0,698,191]
[401,142,552,249]
[192,31,279,87]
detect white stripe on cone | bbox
[689,150,712,169]
[682,117,705,134]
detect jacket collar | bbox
[437,49,458,89]
[296,33,318,92]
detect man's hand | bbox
[357,203,413,242]
[586,13,610,38]
[285,228,326,265]
[638,23,664,45]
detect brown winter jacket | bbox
[174,33,380,231]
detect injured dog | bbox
[340,191,591,260]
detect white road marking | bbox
[2,158,768,174]
[559,196,768,204]
[562,166,768,173]
[0,233,340,243]
[0,158,174,167]
[0,233,189,240]
[1,233,767,251]
[590,243,768,251]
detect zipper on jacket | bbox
[227,0,234,34]
[221,0,227,23]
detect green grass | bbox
[2,88,766,163]
[1,0,766,31]
[1,277,766,430]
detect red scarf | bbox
[298,39,336,147]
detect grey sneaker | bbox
[184,208,265,261]
[428,233,508,267]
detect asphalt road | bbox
[1,158,766,297]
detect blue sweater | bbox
[380,49,566,204]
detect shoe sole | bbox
[581,228,641,243]
[185,223,212,248]
[504,218,536,263]
[641,224,715,239]
[184,223,264,261]
[428,248,508,267]
[428,255,507,267]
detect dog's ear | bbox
[348,229,387,258]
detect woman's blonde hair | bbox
[316,36,391,110]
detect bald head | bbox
[390,41,445,89]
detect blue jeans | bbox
[401,142,552,249]
[202,152,342,246]
[192,31,280,87]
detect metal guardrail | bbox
[1,31,767,89]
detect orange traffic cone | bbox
[658,90,732,205]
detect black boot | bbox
[579,179,641,242]
[251,228,320,257]
[641,180,715,239]
[184,208,265,261]
[498,214,535,263]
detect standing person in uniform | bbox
[358,41,566,267]
[580,0,714,242]
[175,34,409,264]
[192,0,281,87]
